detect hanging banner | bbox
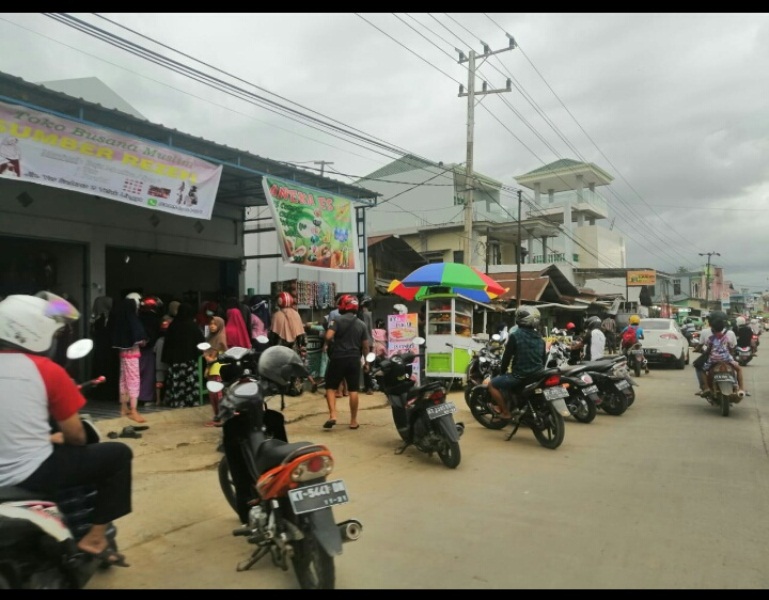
[0,100,222,220]
[262,175,360,271]
[387,313,420,386]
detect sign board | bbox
[626,270,656,286]
[387,313,420,387]
[0,100,222,219]
[262,175,360,272]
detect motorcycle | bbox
[368,337,464,469]
[465,366,571,450]
[626,341,648,377]
[734,345,753,366]
[584,356,635,415]
[703,361,743,417]
[544,336,601,423]
[464,334,504,404]
[0,339,120,589]
[203,341,362,589]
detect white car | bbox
[638,318,690,369]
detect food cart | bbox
[423,293,490,384]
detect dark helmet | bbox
[708,310,728,333]
[515,305,540,328]
[360,295,372,307]
[585,316,602,330]
[258,345,307,387]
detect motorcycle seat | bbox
[0,485,52,502]
[255,439,326,473]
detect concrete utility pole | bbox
[699,251,720,309]
[457,37,515,265]
[313,161,334,177]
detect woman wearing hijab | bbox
[90,295,118,402]
[203,315,227,427]
[161,302,205,408]
[111,293,148,422]
[270,292,306,350]
[224,306,252,349]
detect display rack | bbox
[424,295,485,382]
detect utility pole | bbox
[457,37,515,266]
[699,251,720,310]
[313,161,334,177]
[516,190,522,309]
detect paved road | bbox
[85,353,769,589]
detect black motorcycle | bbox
[368,337,464,469]
[464,334,504,403]
[466,367,572,450]
[582,356,635,415]
[0,339,120,589]
[203,341,362,589]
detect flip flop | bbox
[118,426,142,439]
[131,425,150,431]
[349,425,360,430]
[323,419,336,429]
[80,546,130,568]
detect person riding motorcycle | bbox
[585,315,606,361]
[0,292,133,567]
[733,316,753,349]
[488,306,547,420]
[696,310,745,397]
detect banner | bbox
[388,313,420,386]
[262,175,360,271]
[0,100,222,220]
[626,270,656,286]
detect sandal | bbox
[80,546,130,568]
[323,419,336,429]
[118,426,142,439]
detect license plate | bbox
[713,373,733,382]
[615,379,630,390]
[426,402,457,420]
[543,386,569,400]
[288,479,349,515]
[643,348,657,354]
[583,385,598,395]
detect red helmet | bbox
[277,292,294,308]
[337,294,359,313]
[566,322,576,330]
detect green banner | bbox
[262,175,359,271]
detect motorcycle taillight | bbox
[428,390,446,403]
[543,374,561,387]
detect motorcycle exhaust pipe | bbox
[338,519,363,542]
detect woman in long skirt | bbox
[161,302,204,408]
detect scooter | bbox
[201,341,362,590]
[0,339,120,589]
[626,341,649,377]
[368,337,464,469]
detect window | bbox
[453,250,464,263]
[488,241,501,266]
[673,279,681,295]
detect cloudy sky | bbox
[2,13,768,292]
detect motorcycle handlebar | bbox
[78,376,106,391]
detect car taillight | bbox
[544,374,561,387]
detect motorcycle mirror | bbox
[197,342,211,351]
[66,338,94,360]
[233,381,259,397]
[255,335,269,344]
[365,352,376,363]
[206,381,225,393]
[414,336,426,346]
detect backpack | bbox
[621,326,638,348]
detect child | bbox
[204,316,228,426]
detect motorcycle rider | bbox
[0,292,133,567]
[585,316,606,361]
[696,310,745,397]
[488,306,547,420]
[733,316,753,350]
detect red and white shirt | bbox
[0,351,85,486]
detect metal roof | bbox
[0,71,381,212]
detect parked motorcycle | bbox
[703,361,744,417]
[465,367,571,450]
[544,336,601,423]
[205,342,362,589]
[0,339,120,589]
[368,337,464,468]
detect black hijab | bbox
[161,302,204,364]
[111,297,147,349]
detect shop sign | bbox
[262,175,360,271]
[0,100,222,219]
[387,313,420,386]
[626,270,656,286]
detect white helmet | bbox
[393,304,408,315]
[0,292,80,354]
[125,292,142,311]
[736,316,746,326]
